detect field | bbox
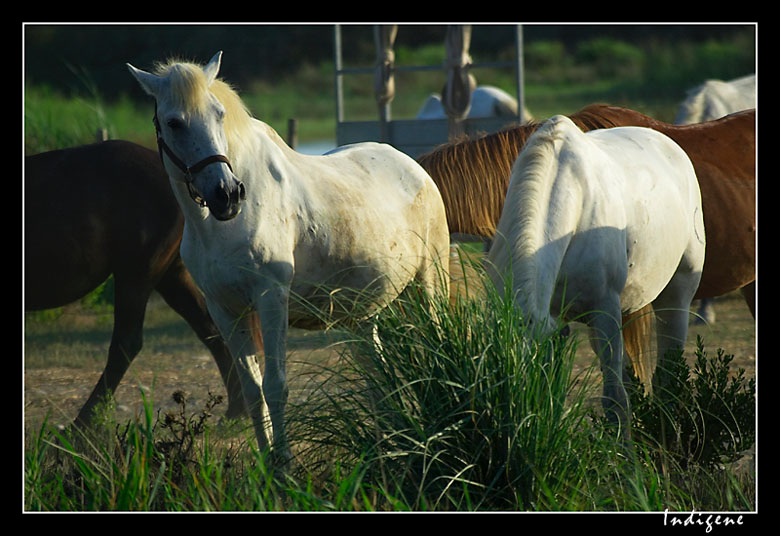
[23,251,757,512]
[24,249,756,480]
[24,29,756,511]
[23,255,756,436]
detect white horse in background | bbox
[486,115,705,436]
[127,52,450,462]
[675,74,755,125]
[675,73,755,324]
[416,85,531,121]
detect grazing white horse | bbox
[486,115,705,436]
[128,52,450,461]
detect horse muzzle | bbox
[205,177,247,221]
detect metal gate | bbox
[333,24,527,159]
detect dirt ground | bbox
[23,285,756,437]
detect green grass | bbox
[24,260,755,511]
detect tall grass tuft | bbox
[289,257,624,510]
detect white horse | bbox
[127,52,450,462]
[674,74,755,125]
[675,73,755,325]
[485,115,705,436]
[416,85,530,120]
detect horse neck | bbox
[418,125,539,238]
[176,120,298,240]
[230,119,293,176]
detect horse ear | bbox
[127,63,162,98]
[203,51,223,86]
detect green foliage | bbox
[24,259,755,511]
[628,336,756,471]
[290,260,610,510]
[574,38,644,79]
[522,33,753,90]
[24,28,755,154]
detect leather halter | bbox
[153,103,234,207]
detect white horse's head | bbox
[127,52,246,221]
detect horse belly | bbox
[620,202,693,313]
[290,228,423,324]
[594,129,703,313]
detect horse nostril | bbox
[217,185,230,203]
[229,182,243,204]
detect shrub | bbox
[628,336,756,471]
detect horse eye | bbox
[167,118,185,130]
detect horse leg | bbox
[693,298,716,325]
[255,284,293,464]
[206,302,271,452]
[651,271,701,396]
[155,257,247,419]
[740,281,756,318]
[586,297,631,440]
[74,281,150,428]
[413,239,451,326]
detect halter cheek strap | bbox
[153,104,235,207]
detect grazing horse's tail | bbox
[621,304,654,390]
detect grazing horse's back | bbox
[418,104,753,387]
[488,115,704,326]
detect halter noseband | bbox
[153,103,235,207]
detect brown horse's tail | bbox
[250,312,265,362]
[621,304,655,392]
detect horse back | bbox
[25,140,184,309]
[572,106,755,297]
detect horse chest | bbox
[179,228,276,305]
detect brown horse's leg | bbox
[155,257,248,419]
[74,282,150,428]
[740,281,756,318]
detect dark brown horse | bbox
[25,140,251,426]
[418,104,755,386]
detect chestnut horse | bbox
[417,104,755,387]
[25,140,248,426]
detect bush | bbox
[628,336,756,471]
